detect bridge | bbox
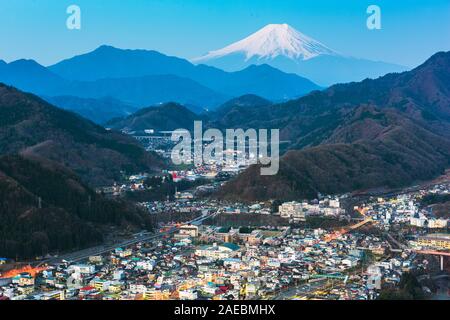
[323,207,373,243]
[348,207,374,230]
[310,274,349,282]
[348,218,373,230]
[34,211,216,267]
[414,250,450,271]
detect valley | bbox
[0,16,448,302]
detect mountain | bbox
[49,45,196,82]
[0,59,229,110]
[52,74,229,109]
[215,94,272,113]
[44,96,138,124]
[211,94,272,126]
[217,51,450,201]
[106,102,206,132]
[0,59,213,122]
[193,23,407,86]
[213,64,318,101]
[218,109,450,201]
[0,49,319,112]
[48,45,320,102]
[0,59,67,93]
[0,84,162,186]
[0,155,153,259]
[194,23,337,62]
[108,95,272,132]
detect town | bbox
[1,168,449,300]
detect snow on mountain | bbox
[193,23,338,63]
[192,23,407,86]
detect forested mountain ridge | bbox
[0,155,153,258]
[0,84,162,186]
[217,52,450,201]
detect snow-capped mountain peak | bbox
[193,23,337,62]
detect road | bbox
[274,278,329,300]
[37,211,215,266]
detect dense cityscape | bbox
[0,2,449,309]
[1,151,449,300]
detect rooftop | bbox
[420,233,450,240]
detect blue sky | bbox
[0,0,449,67]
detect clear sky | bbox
[1,0,449,67]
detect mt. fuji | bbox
[193,24,407,86]
[194,23,337,61]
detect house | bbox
[115,247,132,258]
[178,225,199,238]
[195,243,240,259]
[342,257,359,268]
[12,273,34,287]
[67,264,95,275]
[178,289,198,300]
[279,201,306,222]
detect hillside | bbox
[0,155,153,259]
[0,59,66,94]
[107,95,271,132]
[211,52,450,147]
[44,95,138,124]
[217,52,450,201]
[106,102,206,132]
[0,84,162,186]
[211,94,272,125]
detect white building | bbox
[195,243,239,259]
[136,260,156,271]
[179,289,198,300]
[428,219,448,229]
[67,264,95,275]
[279,201,306,222]
[178,225,199,238]
[367,274,382,290]
[410,217,448,228]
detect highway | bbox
[37,211,215,266]
[273,278,330,300]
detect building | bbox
[178,289,198,300]
[329,199,340,208]
[216,228,237,243]
[410,217,427,227]
[195,243,240,259]
[428,219,448,229]
[237,230,263,245]
[115,247,132,258]
[88,256,103,264]
[178,225,199,238]
[67,264,95,275]
[417,233,450,250]
[176,192,194,199]
[279,201,306,222]
[367,274,382,290]
[12,273,35,287]
[411,217,447,228]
